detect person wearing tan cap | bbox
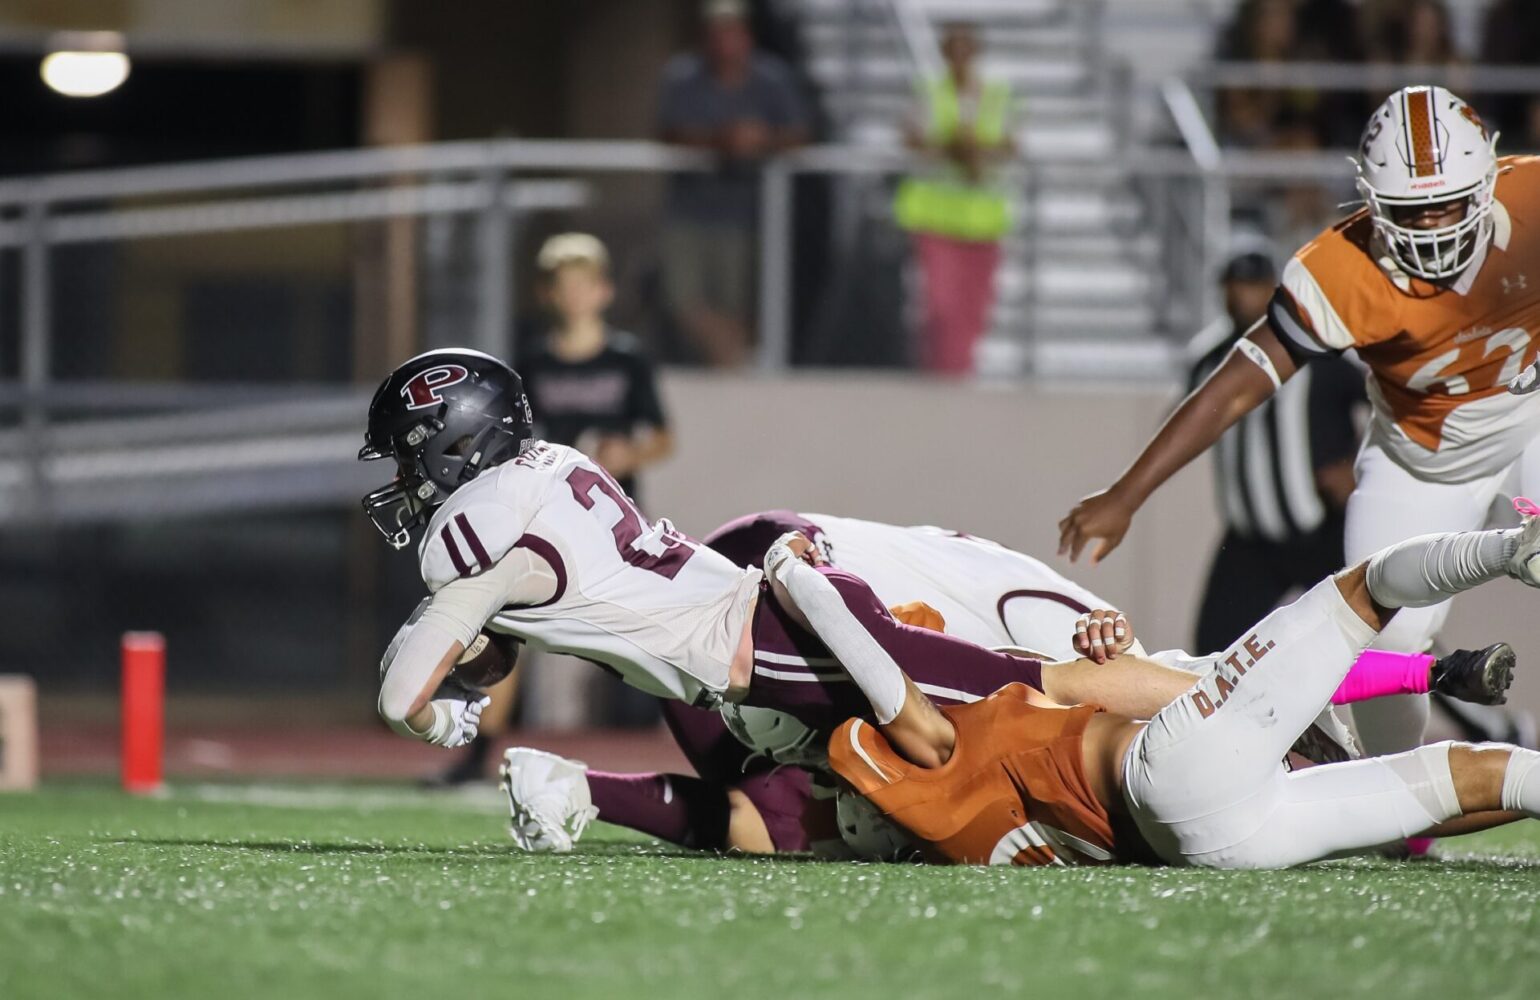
[427,233,674,784]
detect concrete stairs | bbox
[795,0,1169,375]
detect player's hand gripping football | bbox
[1073,609,1133,664]
[1058,487,1136,564]
[421,694,492,748]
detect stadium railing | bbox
[0,125,1513,525]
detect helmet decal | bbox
[400,364,469,410]
[1459,103,1490,141]
[1402,86,1440,178]
[1361,114,1386,164]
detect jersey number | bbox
[1406,327,1532,396]
[565,467,695,580]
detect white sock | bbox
[1500,748,1540,818]
[1365,529,1519,609]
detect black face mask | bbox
[359,428,447,550]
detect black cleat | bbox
[1430,643,1516,706]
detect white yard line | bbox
[176,781,507,816]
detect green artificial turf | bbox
[1,781,1537,1000]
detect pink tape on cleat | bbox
[1515,497,1540,519]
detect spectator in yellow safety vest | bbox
[895,22,1017,375]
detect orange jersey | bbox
[1270,155,1540,480]
[828,683,1121,867]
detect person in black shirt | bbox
[521,235,673,499]
[1187,251,1366,653]
[429,233,674,785]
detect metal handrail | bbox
[887,0,943,82]
[0,139,713,207]
[1161,77,1221,172]
[0,116,1456,526]
[0,137,1374,397]
[0,179,588,247]
[1188,61,1540,94]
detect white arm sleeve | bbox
[377,546,558,731]
[380,597,431,682]
[377,618,461,733]
[764,537,907,724]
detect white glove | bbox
[417,695,491,748]
[1510,359,1540,395]
[763,530,823,584]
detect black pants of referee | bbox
[1193,513,1347,655]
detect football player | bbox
[501,510,1510,855]
[1059,86,1540,758]
[828,514,1540,869]
[364,352,1227,774]
[361,352,1511,857]
[498,510,1130,855]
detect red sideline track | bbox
[41,723,692,781]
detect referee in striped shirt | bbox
[1189,251,1367,652]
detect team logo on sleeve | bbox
[400,364,469,410]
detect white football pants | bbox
[1122,578,1464,868]
[1344,438,1540,754]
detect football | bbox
[451,630,523,689]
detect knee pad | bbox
[1381,740,1461,825]
[1500,748,1540,813]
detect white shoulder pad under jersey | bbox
[418,442,572,592]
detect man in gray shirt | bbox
[657,0,810,367]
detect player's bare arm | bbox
[885,675,958,769]
[1038,653,1210,722]
[1058,319,1297,563]
[1023,605,1212,718]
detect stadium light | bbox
[41,32,130,98]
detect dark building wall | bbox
[389,0,695,141]
[0,57,361,175]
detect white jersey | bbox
[419,443,761,705]
[803,513,1112,661]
